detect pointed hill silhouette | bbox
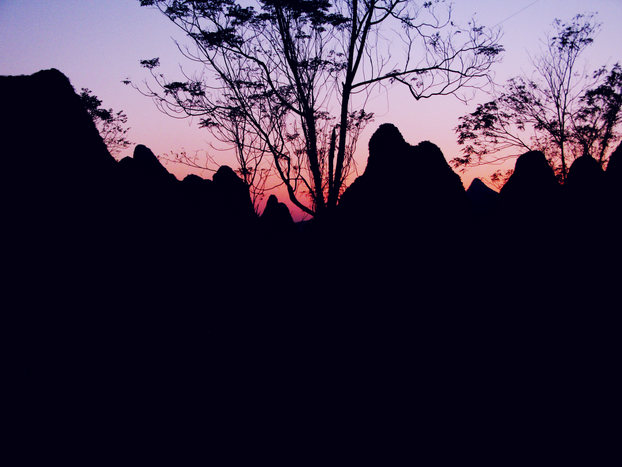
[2,69,118,222]
[1,69,269,368]
[2,69,121,303]
[465,176,496,221]
[332,123,471,311]
[338,123,469,236]
[211,165,257,230]
[564,154,607,233]
[2,69,117,200]
[466,178,498,215]
[565,154,606,201]
[123,144,178,185]
[498,150,561,231]
[561,153,617,298]
[260,194,297,239]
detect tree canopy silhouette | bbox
[135,0,503,217]
[452,13,622,181]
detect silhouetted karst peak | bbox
[262,194,295,225]
[213,165,243,186]
[338,123,469,252]
[1,68,121,233]
[565,155,605,199]
[183,172,212,187]
[116,144,179,223]
[565,155,608,237]
[132,144,177,183]
[181,173,214,200]
[364,123,409,178]
[514,150,551,173]
[409,139,467,202]
[211,165,257,225]
[467,177,496,195]
[3,68,126,343]
[496,150,563,263]
[1,68,117,187]
[466,178,499,216]
[260,194,298,241]
[413,140,456,174]
[499,150,560,214]
[567,154,604,183]
[8,69,619,384]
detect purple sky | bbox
[2,0,621,219]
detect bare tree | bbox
[134,0,503,216]
[452,14,622,181]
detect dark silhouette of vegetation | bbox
[338,123,469,236]
[452,13,622,182]
[134,0,503,217]
[79,88,132,157]
[9,70,621,443]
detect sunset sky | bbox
[1,0,621,220]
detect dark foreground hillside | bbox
[6,71,620,453]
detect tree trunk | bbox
[304,110,325,215]
[330,83,351,210]
[328,127,336,197]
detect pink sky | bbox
[2,0,621,221]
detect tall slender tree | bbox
[135,0,503,216]
[452,14,622,181]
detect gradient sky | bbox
[1,0,621,220]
